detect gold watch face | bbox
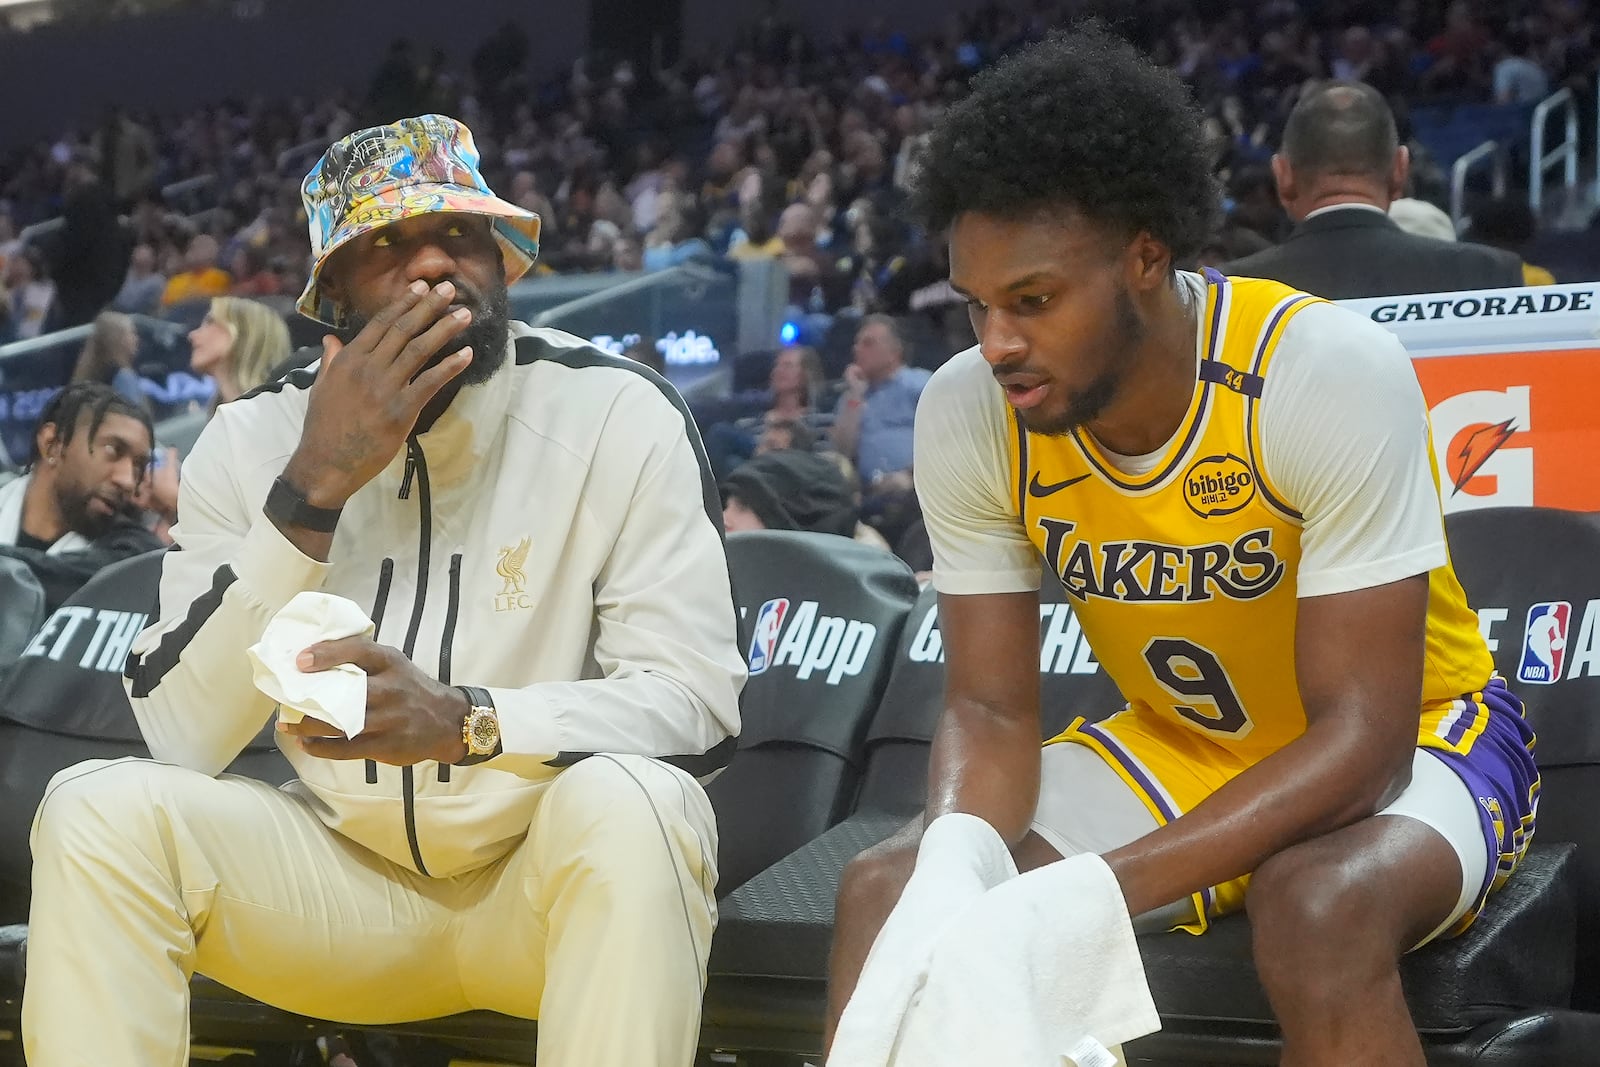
[466,709,499,753]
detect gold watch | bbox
[457,686,501,761]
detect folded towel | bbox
[829,812,1017,1067]
[894,850,1160,1064]
[247,591,374,737]
[830,813,1160,1066]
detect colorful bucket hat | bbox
[296,114,541,326]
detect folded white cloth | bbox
[830,813,1160,1067]
[894,850,1160,1064]
[247,591,374,738]
[830,813,1017,1067]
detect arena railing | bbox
[1450,139,1507,235]
[1529,86,1580,216]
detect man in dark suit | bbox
[1224,81,1524,298]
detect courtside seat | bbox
[1444,507,1600,1010]
[0,558,45,683]
[0,551,292,912]
[701,512,1600,1061]
[709,531,918,894]
[854,577,1128,815]
[703,575,1127,1054]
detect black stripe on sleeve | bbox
[514,335,739,773]
[515,336,723,535]
[124,563,237,698]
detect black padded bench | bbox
[702,509,1600,1063]
[7,511,1600,1066]
[701,816,1585,1063]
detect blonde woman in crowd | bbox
[142,297,292,537]
[187,296,291,406]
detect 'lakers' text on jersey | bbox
[1010,274,1495,765]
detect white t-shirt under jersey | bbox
[915,271,1448,599]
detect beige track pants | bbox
[22,754,718,1067]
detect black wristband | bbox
[265,475,343,533]
[455,686,503,766]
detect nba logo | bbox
[747,598,790,675]
[1517,602,1571,685]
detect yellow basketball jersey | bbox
[1010,274,1494,766]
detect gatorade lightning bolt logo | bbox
[1450,419,1518,495]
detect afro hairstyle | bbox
[912,25,1218,263]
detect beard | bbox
[1019,286,1145,438]
[57,485,119,541]
[346,274,512,389]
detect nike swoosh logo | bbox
[1028,472,1091,498]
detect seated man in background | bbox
[830,313,929,545]
[722,446,888,549]
[831,32,1538,1066]
[0,381,162,611]
[23,114,744,1067]
[1223,81,1524,299]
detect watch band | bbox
[265,475,343,533]
[455,685,503,766]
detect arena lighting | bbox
[779,321,800,345]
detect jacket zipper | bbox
[365,558,395,786]
[437,552,463,783]
[399,436,432,876]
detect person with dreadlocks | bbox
[0,381,162,610]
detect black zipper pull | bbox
[399,441,417,500]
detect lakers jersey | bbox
[1011,274,1495,767]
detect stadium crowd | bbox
[0,0,1595,585]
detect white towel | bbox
[894,851,1161,1065]
[829,813,1018,1067]
[830,813,1161,1067]
[247,592,374,738]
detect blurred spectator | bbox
[1421,0,1492,96]
[1226,164,1288,245]
[720,448,888,550]
[91,108,158,208]
[1224,81,1524,298]
[1198,223,1273,271]
[755,417,817,455]
[70,311,148,411]
[611,235,644,273]
[187,296,292,406]
[1331,26,1378,82]
[0,213,20,280]
[142,296,292,530]
[1493,28,1551,105]
[0,0,1586,363]
[1388,197,1458,241]
[703,345,826,478]
[111,243,167,314]
[508,171,556,230]
[0,382,161,611]
[778,202,846,312]
[642,195,711,272]
[7,247,57,340]
[50,160,131,328]
[830,314,927,543]
[765,345,827,422]
[1469,198,1559,286]
[160,234,231,307]
[228,245,282,297]
[726,200,785,261]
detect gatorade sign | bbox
[1342,283,1600,515]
